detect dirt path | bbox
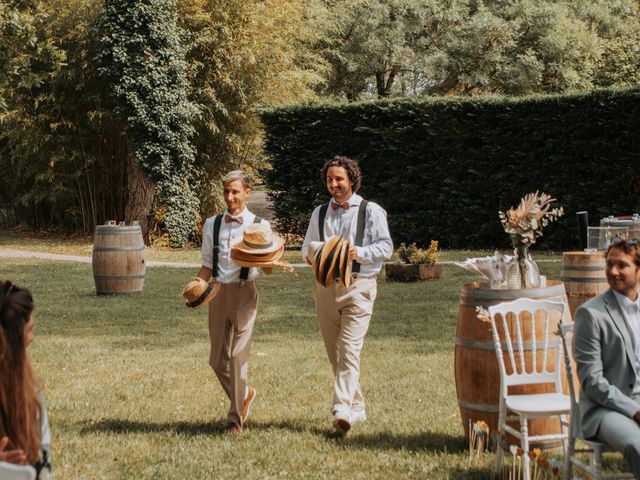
[246,190,274,221]
[0,247,202,268]
[0,247,310,269]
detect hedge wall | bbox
[260,89,640,250]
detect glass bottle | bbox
[506,244,540,289]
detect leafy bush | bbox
[95,0,199,246]
[261,88,640,249]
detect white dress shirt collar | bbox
[613,290,640,316]
[613,290,640,393]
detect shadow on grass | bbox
[337,429,468,454]
[447,466,493,479]
[79,418,229,436]
[80,417,467,454]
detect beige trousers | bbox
[314,276,377,419]
[208,281,258,426]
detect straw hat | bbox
[232,223,285,254]
[231,245,287,268]
[231,245,285,263]
[231,224,290,270]
[182,277,221,309]
[311,236,352,288]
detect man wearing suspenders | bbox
[302,155,393,436]
[196,170,270,434]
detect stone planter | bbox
[385,263,442,282]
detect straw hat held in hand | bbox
[308,236,353,288]
[231,224,292,272]
[182,277,221,308]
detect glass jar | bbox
[506,244,540,289]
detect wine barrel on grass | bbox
[455,281,572,449]
[561,251,608,318]
[92,222,145,295]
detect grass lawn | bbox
[0,253,570,479]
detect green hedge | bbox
[261,89,640,250]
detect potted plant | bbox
[385,240,442,282]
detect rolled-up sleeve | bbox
[355,204,393,264]
[301,207,320,262]
[201,217,213,269]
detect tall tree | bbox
[313,0,640,99]
[95,0,200,246]
[178,0,324,215]
[315,0,425,100]
[0,0,70,228]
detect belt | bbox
[220,280,254,287]
[351,273,376,280]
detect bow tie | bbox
[224,215,243,224]
[331,201,349,211]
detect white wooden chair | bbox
[0,461,36,480]
[557,319,635,480]
[485,298,571,480]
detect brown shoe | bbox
[226,423,244,434]
[333,417,351,437]
[242,387,256,422]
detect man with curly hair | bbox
[302,155,393,436]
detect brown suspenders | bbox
[212,214,262,281]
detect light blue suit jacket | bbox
[573,289,640,439]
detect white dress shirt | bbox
[201,207,271,284]
[301,193,393,277]
[613,290,640,394]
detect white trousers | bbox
[314,276,377,418]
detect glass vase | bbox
[506,244,540,289]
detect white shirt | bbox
[201,207,271,284]
[301,193,393,277]
[613,290,640,394]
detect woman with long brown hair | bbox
[0,280,51,478]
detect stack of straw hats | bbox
[231,224,291,271]
[182,277,221,309]
[308,236,352,288]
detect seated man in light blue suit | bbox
[573,238,640,477]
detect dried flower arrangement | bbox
[468,420,489,465]
[492,432,564,480]
[397,240,439,266]
[497,444,562,480]
[498,192,564,248]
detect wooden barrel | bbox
[561,251,607,318]
[92,223,145,295]
[455,281,572,449]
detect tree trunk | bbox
[376,72,387,97]
[376,65,399,98]
[435,75,465,96]
[124,154,156,240]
